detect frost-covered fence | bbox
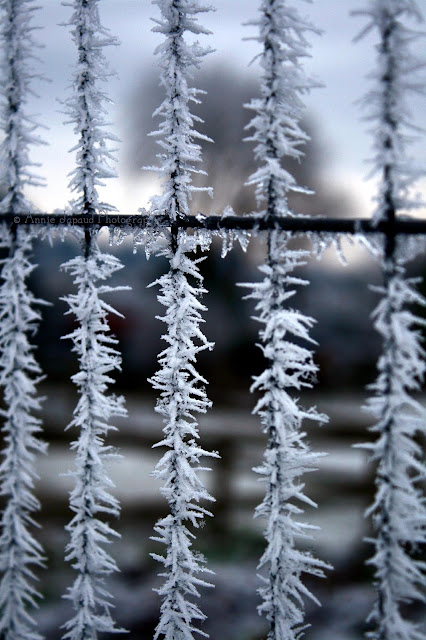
[0,1,425,640]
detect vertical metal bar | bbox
[374,8,397,637]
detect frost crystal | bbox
[0,1,46,638]
[361,257,426,640]
[149,233,217,640]
[244,0,320,218]
[61,1,127,637]
[0,228,47,640]
[244,234,329,640]
[61,244,127,640]
[355,3,426,639]
[148,2,217,639]
[148,0,214,220]
[64,0,119,216]
[353,0,426,222]
[0,0,45,214]
[243,2,329,638]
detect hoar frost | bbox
[147,0,214,221]
[0,0,45,215]
[148,2,217,639]
[353,0,426,223]
[64,0,119,217]
[61,1,127,637]
[361,260,426,640]
[355,2,426,640]
[61,245,127,640]
[0,1,47,638]
[149,233,217,640]
[0,228,47,640]
[243,2,330,639]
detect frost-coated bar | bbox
[147,2,217,640]
[354,2,426,639]
[0,1,47,638]
[59,1,127,637]
[5,212,426,235]
[243,1,330,638]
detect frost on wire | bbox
[362,264,426,640]
[60,1,127,637]
[0,1,46,639]
[353,0,426,223]
[61,248,127,640]
[149,235,217,640]
[0,227,47,640]
[63,0,120,217]
[147,2,217,639]
[354,2,426,640]
[0,0,45,215]
[243,2,330,639]
[147,0,213,221]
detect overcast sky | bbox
[24,0,426,218]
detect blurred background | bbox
[2,0,426,638]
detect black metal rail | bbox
[4,212,426,235]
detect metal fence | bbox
[1,1,426,640]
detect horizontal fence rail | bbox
[5,212,426,234]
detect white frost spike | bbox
[353,0,426,221]
[64,0,119,216]
[0,0,45,214]
[61,241,128,640]
[243,233,330,640]
[0,227,47,640]
[148,3,216,638]
[244,0,320,217]
[148,0,214,219]
[61,1,126,635]
[0,1,46,638]
[244,2,329,638]
[360,260,426,640]
[150,233,217,640]
[354,3,426,639]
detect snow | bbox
[244,0,320,218]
